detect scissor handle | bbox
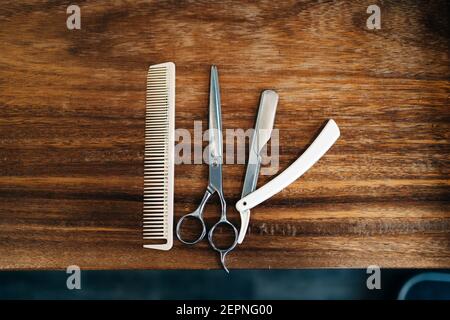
[176,213,206,245]
[176,190,212,245]
[207,191,238,273]
[208,219,238,272]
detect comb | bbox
[143,62,175,251]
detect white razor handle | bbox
[236,119,340,213]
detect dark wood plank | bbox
[0,0,449,269]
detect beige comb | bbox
[143,62,175,250]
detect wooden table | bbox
[0,0,449,270]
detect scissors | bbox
[176,65,238,272]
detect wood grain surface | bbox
[0,0,449,270]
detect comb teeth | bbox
[143,62,175,251]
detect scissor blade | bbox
[209,65,223,163]
[238,90,278,244]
